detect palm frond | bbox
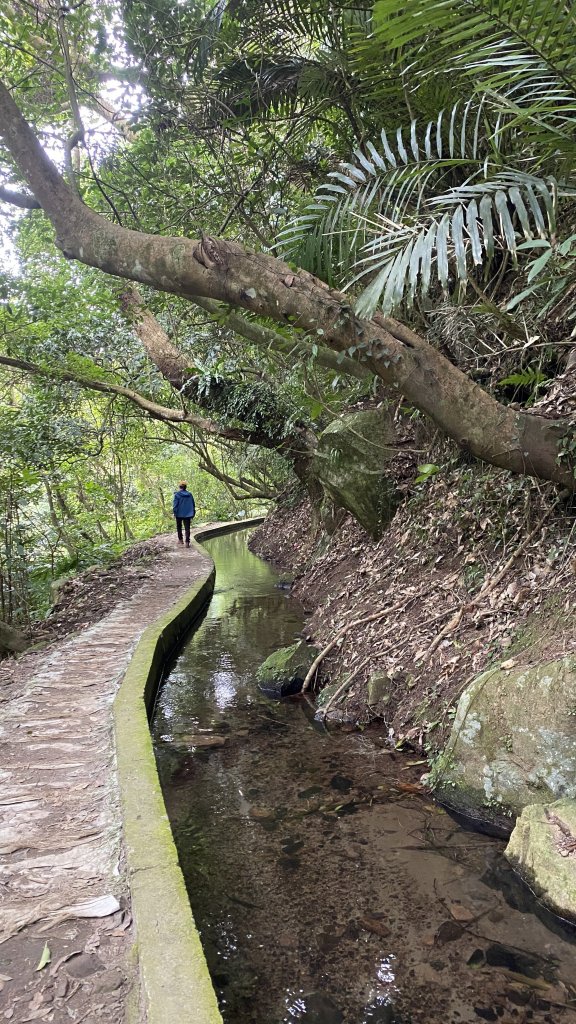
[277,103,560,315]
[372,0,576,89]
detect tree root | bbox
[302,609,393,692]
[318,656,372,720]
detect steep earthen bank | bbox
[250,465,576,918]
[251,468,575,738]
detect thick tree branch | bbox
[190,296,371,380]
[119,286,321,492]
[0,77,572,488]
[0,184,40,209]
[0,354,250,441]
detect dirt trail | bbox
[0,533,213,1023]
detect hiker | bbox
[172,481,196,547]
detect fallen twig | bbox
[302,610,394,692]
[318,656,371,719]
[302,590,430,692]
[423,504,556,661]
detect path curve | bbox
[0,528,240,1023]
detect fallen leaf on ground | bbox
[447,901,476,922]
[35,943,51,972]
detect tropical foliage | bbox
[278,0,576,317]
[1,0,576,637]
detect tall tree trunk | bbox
[0,80,572,489]
[42,476,77,560]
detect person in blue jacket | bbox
[172,481,196,547]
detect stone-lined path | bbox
[0,534,213,1023]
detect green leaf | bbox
[527,248,553,282]
[415,463,441,483]
[505,286,538,310]
[35,943,51,972]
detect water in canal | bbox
[153,531,576,1024]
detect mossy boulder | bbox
[257,641,319,699]
[367,672,391,711]
[316,681,342,709]
[505,798,576,921]
[433,656,576,835]
[312,408,397,539]
[314,679,357,726]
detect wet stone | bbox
[280,837,304,855]
[278,855,300,871]
[300,991,343,1023]
[298,786,324,799]
[248,806,274,820]
[359,915,392,939]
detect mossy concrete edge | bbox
[114,518,263,1024]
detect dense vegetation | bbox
[1,0,575,638]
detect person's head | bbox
[178,481,187,490]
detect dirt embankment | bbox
[0,538,167,705]
[250,466,576,750]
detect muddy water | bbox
[153,531,576,1024]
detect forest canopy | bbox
[1,0,575,630]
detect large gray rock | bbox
[0,619,28,656]
[433,656,576,834]
[312,408,397,539]
[257,641,319,699]
[505,798,576,921]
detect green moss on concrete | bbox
[114,520,264,1024]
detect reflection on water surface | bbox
[153,531,576,1024]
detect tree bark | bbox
[0,79,573,488]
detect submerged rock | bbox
[312,408,398,539]
[256,641,319,699]
[505,798,576,922]
[172,734,227,748]
[299,992,343,1023]
[316,681,342,708]
[433,655,576,834]
[314,680,357,726]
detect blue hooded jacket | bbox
[173,488,195,518]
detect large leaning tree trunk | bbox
[0,79,573,490]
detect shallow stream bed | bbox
[153,531,576,1024]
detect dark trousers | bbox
[176,517,191,543]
